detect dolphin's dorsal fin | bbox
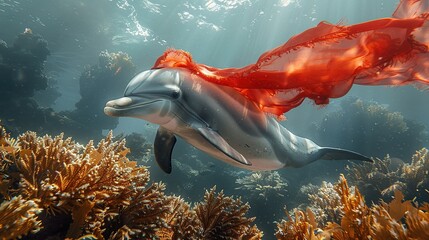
[197,127,251,166]
[154,127,177,174]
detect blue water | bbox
[1,0,428,239]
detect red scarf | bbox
[153,0,429,117]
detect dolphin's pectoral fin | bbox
[318,147,373,162]
[196,127,251,166]
[154,127,177,174]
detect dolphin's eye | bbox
[171,90,181,99]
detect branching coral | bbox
[402,148,429,198]
[346,155,403,200]
[0,125,170,239]
[370,191,411,240]
[277,174,429,240]
[163,196,200,239]
[195,186,263,240]
[235,171,288,200]
[275,208,320,240]
[1,125,262,239]
[102,182,171,240]
[334,175,372,239]
[347,148,429,203]
[300,181,342,224]
[0,196,42,239]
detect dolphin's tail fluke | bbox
[317,147,373,162]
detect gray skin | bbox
[105,68,371,173]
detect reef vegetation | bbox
[277,174,429,240]
[2,124,429,239]
[346,148,429,204]
[312,98,429,159]
[235,171,288,201]
[0,125,262,240]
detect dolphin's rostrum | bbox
[105,68,372,173]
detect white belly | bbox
[175,125,285,171]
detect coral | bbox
[346,155,403,200]
[163,196,200,239]
[1,125,262,239]
[277,174,429,240]
[98,50,135,78]
[300,181,342,224]
[235,171,288,200]
[275,208,320,240]
[312,98,428,158]
[102,182,171,240]
[347,148,429,203]
[195,186,263,240]
[0,125,170,239]
[370,191,411,240]
[334,174,372,239]
[402,148,429,199]
[0,196,42,239]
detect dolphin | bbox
[104,68,372,173]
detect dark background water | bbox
[1,0,428,238]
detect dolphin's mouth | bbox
[104,97,162,116]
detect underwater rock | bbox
[63,50,136,141]
[0,30,65,138]
[114,132,152,163]
[0,28,49,100]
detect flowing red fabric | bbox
[153,0,429,117]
